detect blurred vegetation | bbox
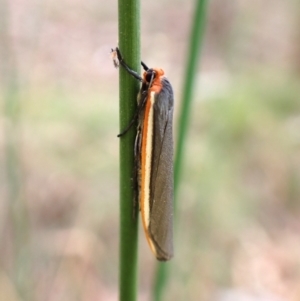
[1,0,300,301]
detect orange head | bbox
[143,68,165,93]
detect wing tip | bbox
[156,252,174,262]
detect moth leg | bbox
[117,105,140,137]
[115,47,143,82]
[117,90,148,137]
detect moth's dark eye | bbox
[145,70,156,83]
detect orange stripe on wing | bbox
[140,70,164,257]
[140,92,157,256]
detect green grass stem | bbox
[1,1,32,300]
[118,1,140,300]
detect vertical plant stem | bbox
[152,0,209,300]
[118,0,140,301]
[0,1,32,300]
[175,0,209,194]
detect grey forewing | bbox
[149,77,174,260]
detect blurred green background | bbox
[1,0,300,300]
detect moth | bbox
[113,47,174,261]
